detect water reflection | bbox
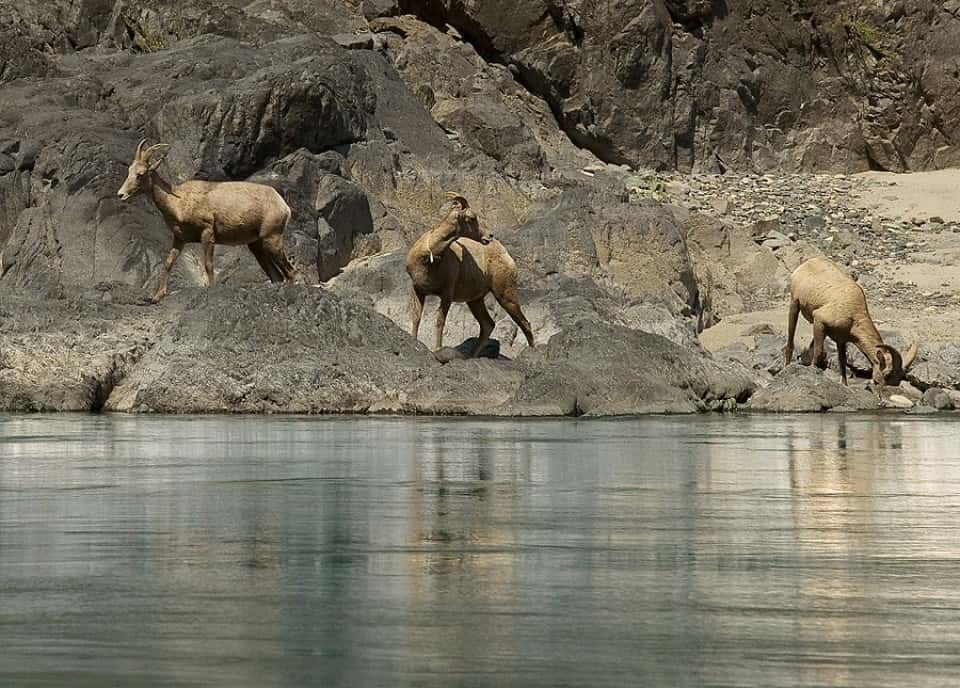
[2,414,960,686]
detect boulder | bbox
[502,320,755,416]
[921,387,955,411]
[747,364,880,412]
[433,97,544,178]
[908,343,960,390]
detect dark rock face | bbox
[433,97,545,178]
[0,32,378,295]
[399,0,960,172]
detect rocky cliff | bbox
[0,0,955,415]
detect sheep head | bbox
[117,139,169,201]
[444,192,493,243]
[873,341,919,389]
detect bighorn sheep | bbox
[406,194,534,356]
[117,139,299,302]
[784,257,918,390]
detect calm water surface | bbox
[1,413,960,687]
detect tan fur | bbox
[117,140,299,302]
[784,257,918,389]
[406,197,534,356]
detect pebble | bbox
[638,170,941,311]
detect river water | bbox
[1,414,959,687]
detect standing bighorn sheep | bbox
[117,139,299,302]
[785,257,918,390]
[406,194,534,356]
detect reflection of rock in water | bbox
[407,424,519,592]
[784,418,903,687]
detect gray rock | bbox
[0,285,755,416]
[909,343,960,390]
[921,387,955,411]
[331,32,375,50]
[433,97,545,177]
[0,33,377,294]
[747,364,880,413]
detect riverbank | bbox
[0,282,753,416]
[5,166,960,417]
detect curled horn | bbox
[142,143,170,165]
[875,347,890,373]
[445,191,470,210]
[902,340,919,371]
[134,138,147,161]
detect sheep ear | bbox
[144,143,170,168]
[903,340,919,371]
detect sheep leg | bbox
[493,288,534,347]
[435,294,452,350]
[201,226,216,286]
[262,234,299,283]
[249,240,283,283]
[411,289,425,339]
[784,298,799,366]
[153,239,184,303]
[466,298,495,357]
[837,341,849,385]
[812,318,828,369]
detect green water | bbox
[1,414,959,686]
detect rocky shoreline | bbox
[0,283,755,416]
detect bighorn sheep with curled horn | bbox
[117,139,299,302]
[406,194,534,356]
[784,257,918,393]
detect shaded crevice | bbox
[89,343,152,412]
[397,0,637,168]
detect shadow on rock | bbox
[434,337,503,363]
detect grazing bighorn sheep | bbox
[406,194,534,356]
[117,139,299,302]
[784,257,918,391]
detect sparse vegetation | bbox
[829,13,894,55]
[625,172,668,202]
[120,10,169,53]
